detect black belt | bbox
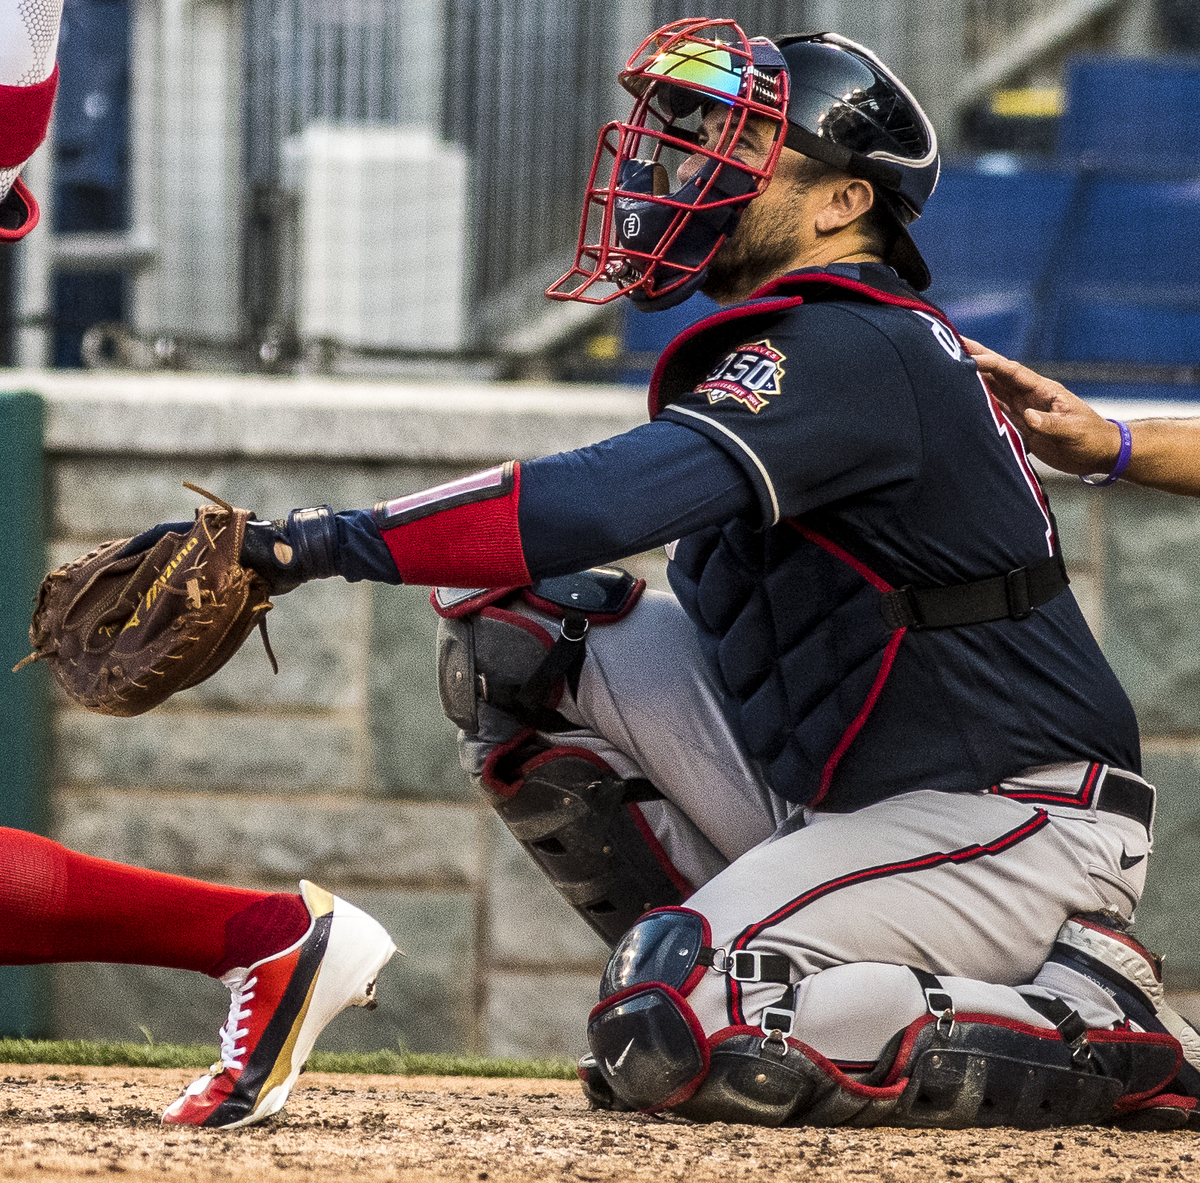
[880,552,1069,630]
[995,768,1154,835]
[1095,771,1155,834]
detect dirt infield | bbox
[0,1064,1196,1182]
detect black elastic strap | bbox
[783,122,903,193]
[695,948,791,984]
[516,609,588,712]
[880,551,1069,630]
[910,967,954,1022]
[1024,995,1093,1068]
[619,778,665,804]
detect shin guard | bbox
[434,572,681,946]
[482,736,688,944]
[668,1011,1183,1130]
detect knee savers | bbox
[586,910,1189,1128]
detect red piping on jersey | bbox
[0,67,60,169]
[647,296,807,417]
[990,760,1104,807]
[756,271,958,325]
[979,375,1056,554]
[627,803,694,898]
[725,811,1052,1025]
[647,271,954,418]
[792,523,895,593]
[790,523,906,806]
[816,628,906,805]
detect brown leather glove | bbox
[14,484,277,716]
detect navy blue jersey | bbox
[338,263,1140,810]
[651,264,1139,807]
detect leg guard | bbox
[586,914,1186,1129]
[436,593,687,946]
[483,736,687,944]
[665,1008,1183,1130]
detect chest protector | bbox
[651,269,1066,811]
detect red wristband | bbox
[374,462,532,587]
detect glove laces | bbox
[216,970,258,1072]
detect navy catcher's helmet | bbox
[775,33,940,290]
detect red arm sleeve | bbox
[373,461,531,588]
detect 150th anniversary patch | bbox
[695,340,787,413]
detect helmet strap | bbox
[782,122,903,196]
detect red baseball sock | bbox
[0,828,310,978]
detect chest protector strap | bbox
[881,552,1069,630]
[651,268,1070,632]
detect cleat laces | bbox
[216,971,258,1072]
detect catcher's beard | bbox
[700,187,803,305]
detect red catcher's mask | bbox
[546,19,789,311]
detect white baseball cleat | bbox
[162,880,398,1129]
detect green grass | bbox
[0,1039,577,1080]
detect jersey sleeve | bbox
[654,303,923,525]
[517,419,754,577]
[349,420,756,588]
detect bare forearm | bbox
[1122,419,1200,497]
[964,339,1200,498]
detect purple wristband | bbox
[1080,419,1132,487]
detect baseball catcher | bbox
[89,18,1200,1128]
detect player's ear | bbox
[815,178,875,233]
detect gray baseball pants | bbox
[458,589,1152,1060]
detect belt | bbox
[994,765,1153,835]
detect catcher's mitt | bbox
[14,483,278,717]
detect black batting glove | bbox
[240,505,337,596]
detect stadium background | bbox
[2,0,1200,1059]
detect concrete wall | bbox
[6,369,1200,1055]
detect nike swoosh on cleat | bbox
[605,1038,635,1075]
[1120,849,1145,870]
